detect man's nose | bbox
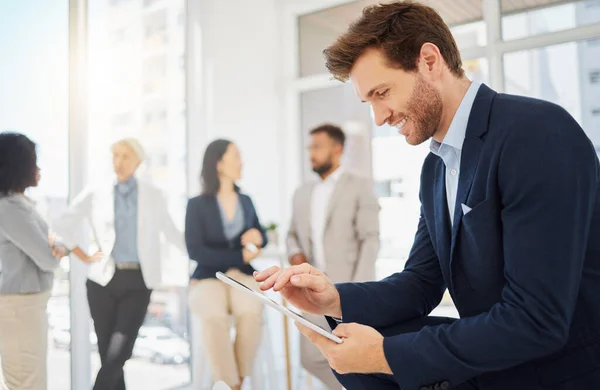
[372,104,391,127]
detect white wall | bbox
[188,0,296,230]
[186,0,297,384]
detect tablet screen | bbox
[215,271,343,343]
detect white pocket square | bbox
[461,203,472,215]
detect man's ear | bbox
[418,42,444,76]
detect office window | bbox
[0,1,71,388]
[370,127,430,271]
[144,0,163,7]
[113,112,133,127]
[88,0,189,388]
[374,179,405,198]
[463,57,489,84]
[451,21,487,48]
[143,56,167,94]
[502,0,600,41]
[504,38,600,144]
[144,9,168,49]
[298,0,484,77]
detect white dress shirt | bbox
[310,167,343,271]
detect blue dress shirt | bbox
[429,81,481,223]
[111,177,139,264]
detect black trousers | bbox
[87,269,152,390]
[334,316,480,390]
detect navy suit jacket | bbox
[335,85,600,389]
[185,193,268,280]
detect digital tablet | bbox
[216,271,343,344]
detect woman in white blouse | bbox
[52,138,185,390]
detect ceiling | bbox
[300,0,580,32]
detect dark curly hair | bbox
[200,139,240,196]
[0,132,38,196]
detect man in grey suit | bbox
[287,124,380,389]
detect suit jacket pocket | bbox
[461,198,497,231]
[456,198,504,303]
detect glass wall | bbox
[502,0,600,40]
[0,1,71,388]
[87,0,189,388]
[504,38,600,149]
[298,0,485,77]
[502,1,600,151]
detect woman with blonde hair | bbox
[53,138,185,390]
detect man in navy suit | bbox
[256,2,600,389]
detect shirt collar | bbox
[321,166,343,183]
[115,176,137,195]
[10,193,36,206]
[430,80,481,154]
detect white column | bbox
[68,0,91,388]
[483,0,505,92]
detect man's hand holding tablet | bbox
[254,264,393,376]
[255,263,342,317]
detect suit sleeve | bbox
[184,198,244,268]
[286,190,303,257]
[351,177,380,282]
[382,111,599,389]
[335,203,446,330]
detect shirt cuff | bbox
[54,241,72,255]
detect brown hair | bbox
[310,124,346,147]
[323,1,464,81]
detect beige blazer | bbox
[286,172,380,283]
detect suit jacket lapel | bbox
[302,182,315,242]
[325,174,349,228]
[450,84,496,261]
[434,159,451,265]
[239,195,252,230]
[210,196,228,242]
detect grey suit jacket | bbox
[286,172,380,283]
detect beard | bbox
[312,161,333,176]
[404,75,443,145]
